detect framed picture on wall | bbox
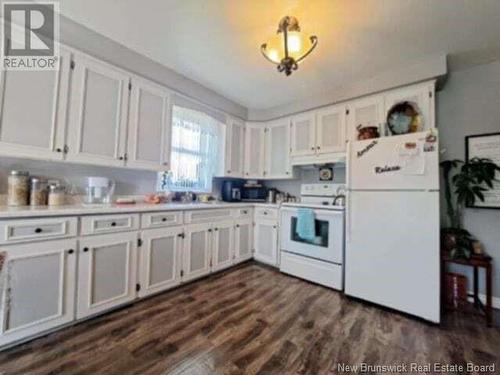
[465,132,500,209]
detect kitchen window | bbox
[159,105,223,193]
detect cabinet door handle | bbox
[236,224,240,228]
[162,217,167,222]
[83,247,89,252]
[317,146,321,150]
[311,147,315,150]
[56,148,62,153]
[34,228,43,233]
[215,228,219,231]
[118,156,124,161]
[68,249,74,254]
[208,229,212,232]
[111,222,117,227]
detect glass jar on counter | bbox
[7,170,29,206]
[48,184,66,206]
[30,177,48,206]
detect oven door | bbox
[280,207,344,264]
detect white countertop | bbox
[0,201,281,219]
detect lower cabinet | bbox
[77,232,138,319]
[0,239,77,347]
[182,223,213,282]
[138,227,182,298]
[254,220,279,266]
[234,219,253,263]
[211,221,234,272]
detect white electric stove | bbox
[280,184,346,290]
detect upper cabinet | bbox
[224,117,245,177]
[127,77,172,171]
[67,54,130,167]
[290,104,347,165]
[383,81,435,131]
[244,120,293,180]
[347,81,436,143]
[265,119,292,178]
[0,47,71,160]
[316,104,347,154]
[346,95,385,143]
[244,123,266,179]
[290,112,316,157]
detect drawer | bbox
[233,207,253,219]
[184,209,233,224]
[80,214,139,235]
[0,217,77,244]
[141,211,183,229]
[255,207,279,220]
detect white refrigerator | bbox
[345,131,440,323]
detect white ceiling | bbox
[58,0,500,110]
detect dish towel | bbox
[296,208,316,242]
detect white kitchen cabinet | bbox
[67,54,130,167]
[346,95,386,142]
[0,239,77,347]
[211,221,234,272]
[383,81,435,132]
[77,232,138,319]
[138,227,182,298]
[182,223,212,282]
[254,220,279,266]
[290,112,316,157]
[234,219,253,263]
[0,47,71,160]
[316,104,347,154]
[127,77,172,171]
[244,123,266,179]
[224,117,245,177]
[265,119,292,178]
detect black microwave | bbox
[241,185,267,202]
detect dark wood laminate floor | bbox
[0,262,499,375]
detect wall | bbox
[266,166,346,198]
[0,157,158,197]
[437,60,500,300]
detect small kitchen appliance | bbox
[241,182,267,202]
[221,180,242,202]
[84,177,115,205]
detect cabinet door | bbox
[212,221,234,272]
[265,119,292,178]
[254,220,278,266]
[346,95,385,143]
[0,47,71,160]
[138,227,182,298]
[244,123,265,178]
[67,54,130,167]
[225,118,245,177]
[77,232,137,319]
[316,104,347,154]
[0,239,77,347]
[290,112,315,157]
[384,81,435,132]
[234,219,253,263]
[127,77,171,171]
[183,223,212,282]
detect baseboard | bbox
[467,292,500,310]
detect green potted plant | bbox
[440,157,500,259]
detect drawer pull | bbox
[242,210,248,214]
[263,212,268,215]
[111,222,117,227]
[34,228,43,233]
[214,228,219,231]
[236,224,240,228]
[83,247,89,252]
[162,218,167,222]
[68,249,74,254]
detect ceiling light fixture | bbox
[261,16,318,76]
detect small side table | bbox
[441,252,493,326]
